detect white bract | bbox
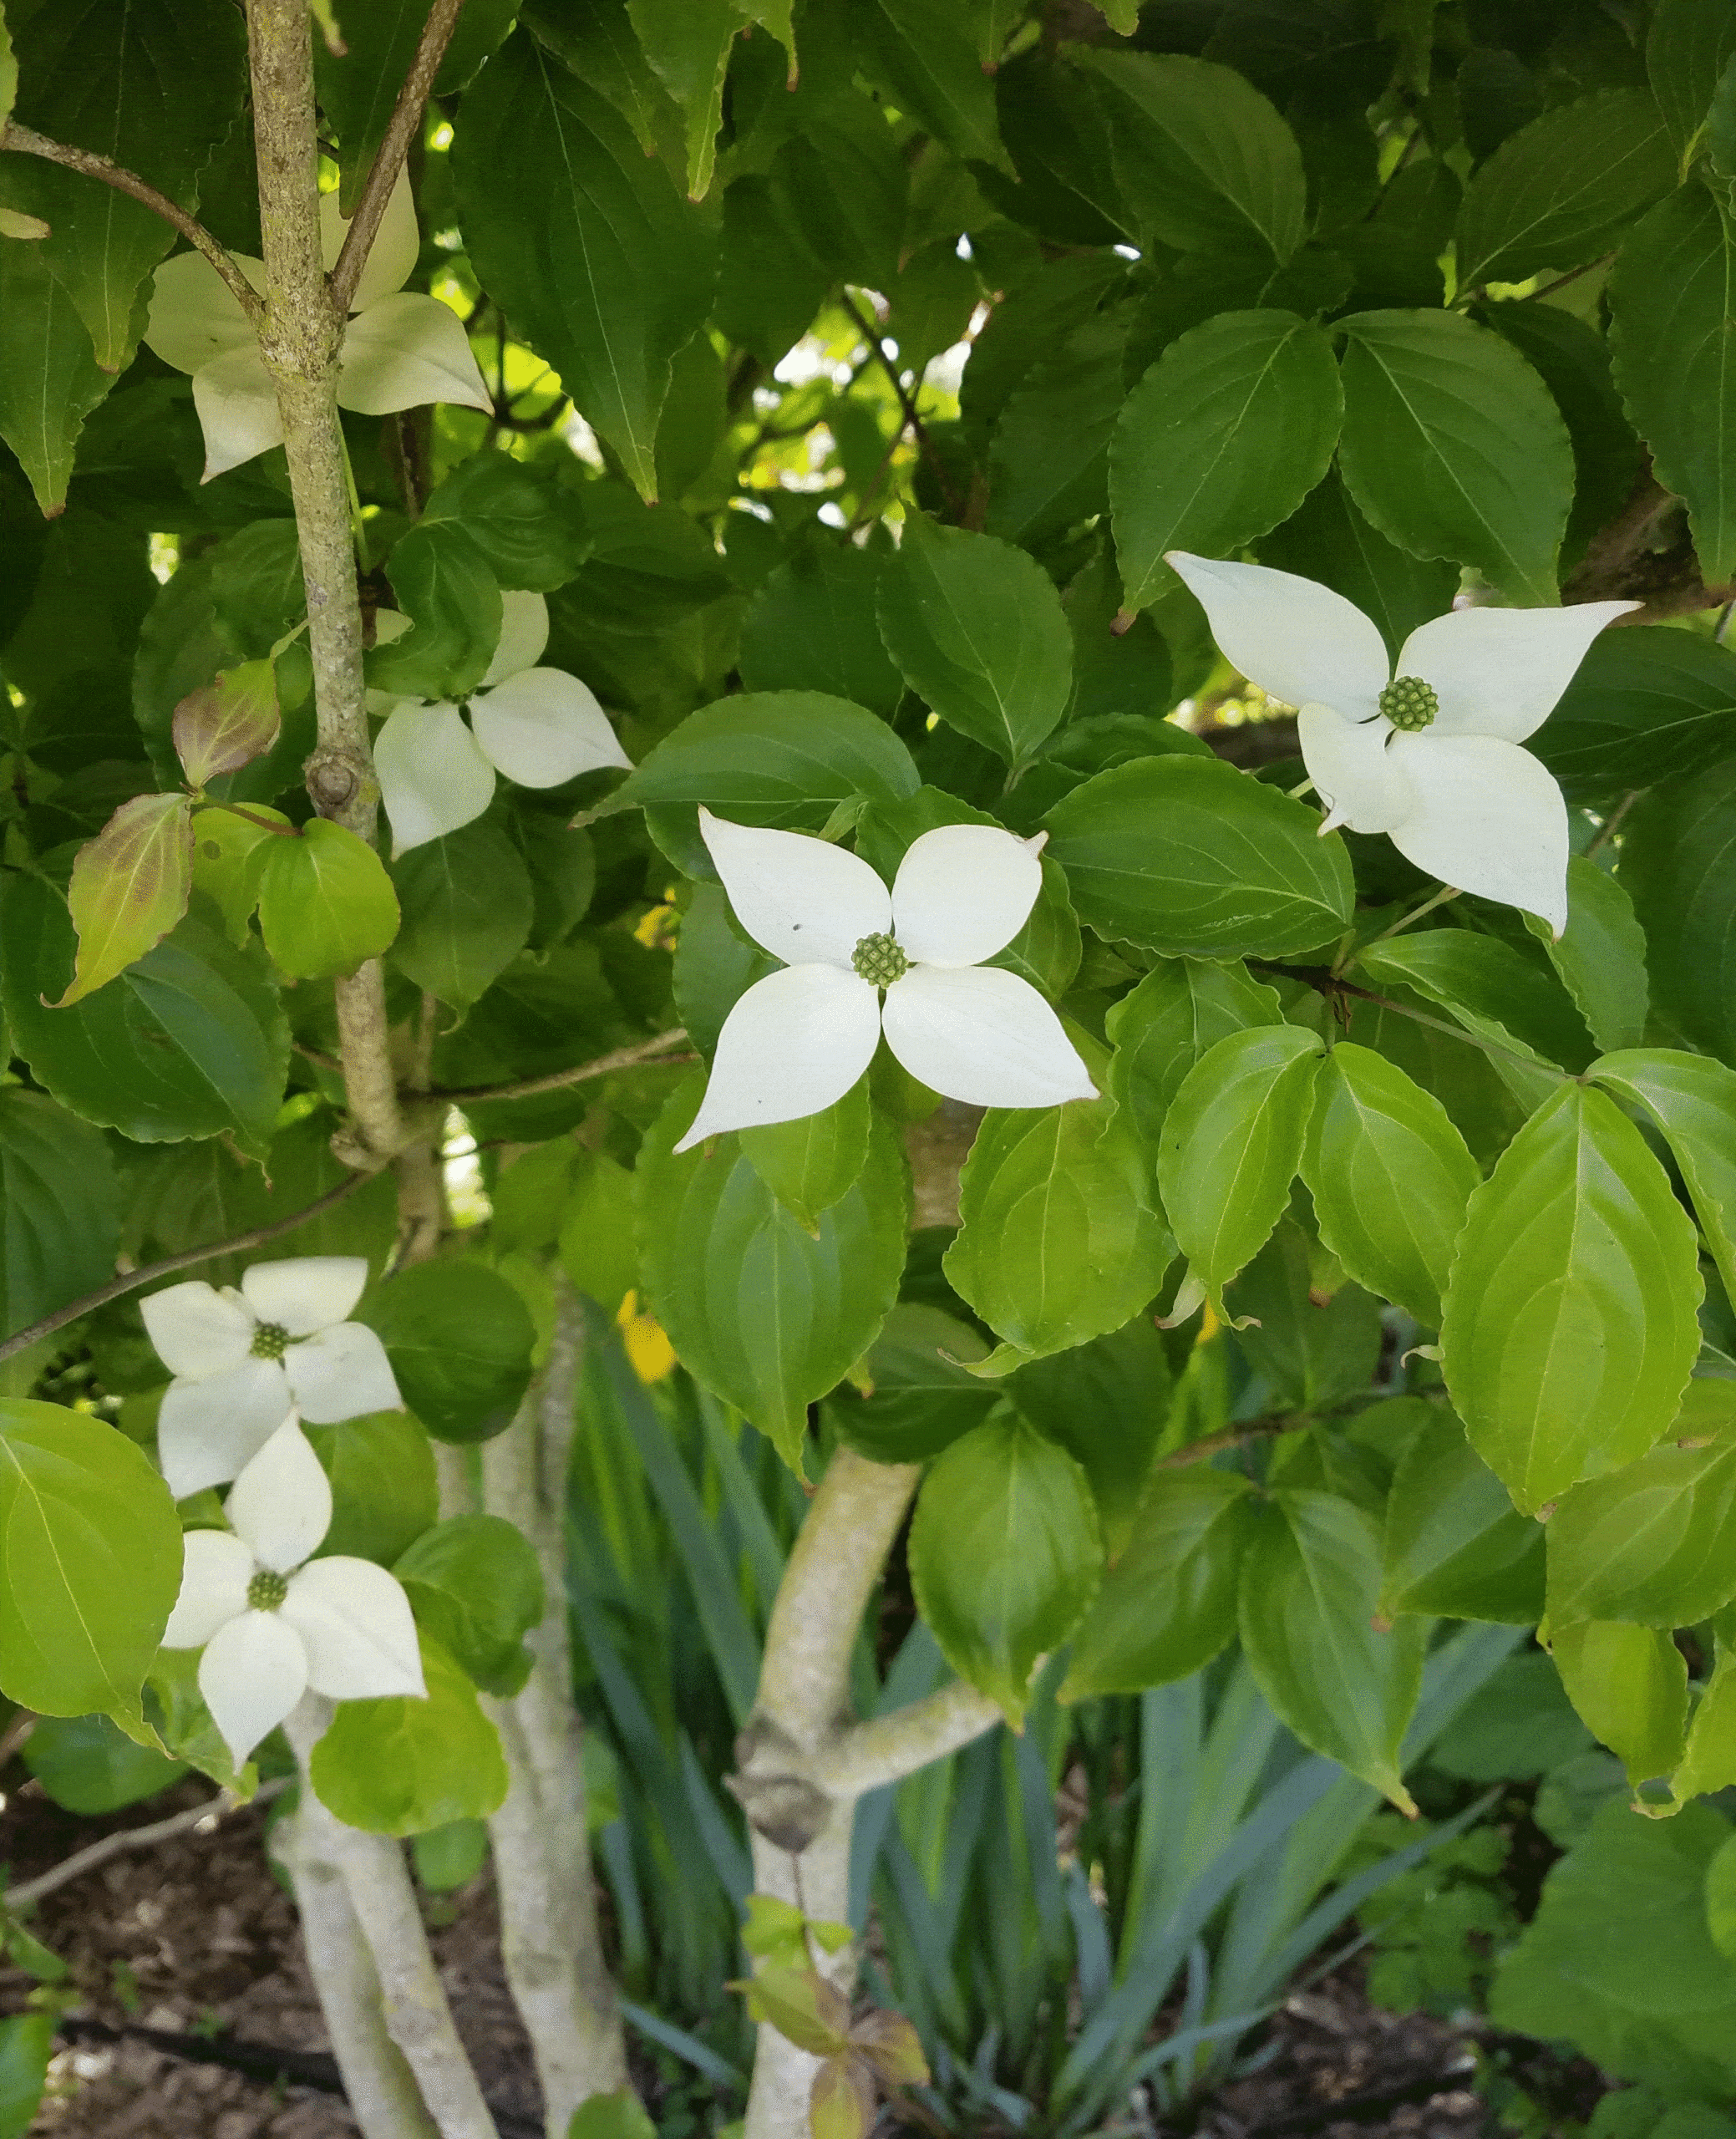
[141,1256,401,1501]
[371,590,631,852]
[1165,551,1639,936]
[160,1415,425,1766]
[144,172,492,480]
[673,810,1096,1151]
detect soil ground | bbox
[1,1773,1576,2139]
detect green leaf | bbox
[366,522,503,702]
[1674,1624,1736,1806]
[1547,1385,1736,1628]
[558,1151,640,1314]
[740,1082,872,1235]
[2,880,289,1157]
[255,819,399,982]
[0,2015,50,2139]
[627,0,735,198]
[1300,1042,1480,1328]
[413,1817,490,1893]
[739,546,905,719]
[1525,859,1648,1058]
[1380,1406,1546,1623]
[1647,0,1736,157]
[0,0,246,368]
[1610,185,1736,584]
[1105,955,1282,1147]
[52,794,195,1007]
[637,1076,911,1466]
[0,1401,181,1730]
[390,821,534,1011]
[908,1412,1103,1725]
[454,29,718,498]
[361,1261,537,1445]
[1535,625,1736,804]
[830,1302,997,1466]
[0,1089,119,1342]
[421,455,588,594]
[312,1411,439,1567]
[1043,756,1353,959]
[859,0,1009,172]
[944,1041,1173,1374]
[1228,1222,1383,1411]
[596,691,919,877]
[1155,1024,1324,1304]
[0,237,116,515]
[1620,760,1736,1065]
[1337,307,1573,605]
[1239,1487,1428,1810]
[1455,90,1675,289]
[1258,466,1459,664]
[310,1633,509,1834]
[314,0,441,207]
[1110,309,1343,612]
[1009,1313,1173,1555]
[1590,1047,1736,1307]
[1550,1619,1688,1790]
[1058,1468,1254,1699]
[1355,927,1594,1093]
[568,2088,661,2139]
[394,1514,545,1698]
[874,519,1073,765]
[21,1713,185,1815]
[1080,49,1307,263]
[172,661,282,790]
[1439,1084,1704,1516]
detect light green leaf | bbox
[1455,89,1675,289]
[172,661,282,790]
[1620,760,1736,1065]
[740,1082,872,1235]
[1674,1623,1736,1806]
[1550,1619,1688,1789]
[0,1090,119,1341]
[1239,1487,1428,1810]
[53,795,195,1008]
[362,1260,536,1446]
[1301,1041,1480,1328]
[20,1713,183,1815]
[944,1038,1174,1374]
[1526,858,1649,1056]
[1111,309,1343,612]
[568,2089,661,2139]
[1380,1406,1546,1623]
[0,2014,51,2139]
[1080,48,1307,262]
[1043,756,1353,959]
[1590,1047,1736,1306]
[310,1633,509,1834]
[256,819,400,981]
[908,1412,1103,1725]
[1610,186,1736,584]
[875,519,1073,765]
[390,821,534,1011]
[1439,1084,1704,1515]
[637,1076,911,1467]
[0,1401,181,1730]
[312,1411,439,1568]
[1338,307,1573,605]
[1155,1024,1323,1304]
[1106,955,1282,1147]
[1058,1468,1254,1699]
[558,1151,640,1315]
[394,1514,545,1698]
[0,238,116,515]
[1547,1384,1736,1628]
[454,30,718,498]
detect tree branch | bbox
[0,1170,371,1367]
[816,1679,1002,1799]
[328,0,466,314]
[5,1781,290,1911]
[838,289,963,521]
[0,120,266,321]
[429,1028,693,1106]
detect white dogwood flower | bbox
[144,171,492,480]
[160,1416,425,1766]
[1165,552,1639,936]
[371,591,632,853]
[142,1256,400,1501]
[674,810,1096,1150]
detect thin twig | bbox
[1585,789,1641,858]
[429,1028,693,1106]
[838,290,963,521]
[328,0,466,313]
[0,1171,371,1367]
[1255,961,1576,1080]
[1524,250,1617,305]
[5,1781,290,1912]
[0,120,264,321]
[0,1712,38,1770]
[1155,1414,1308,1470]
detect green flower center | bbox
[249,1321,290,1360]
[247,1569,289,1611]
[1379,675,1439,733]
[851,932,909,987]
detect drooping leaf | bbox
[627,0,736,198]
[1647,0,1736,157]
[0,239,117,514]
[1548,1619,1688,1790]
[1528,859,1649,1058]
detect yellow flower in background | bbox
[617,1289,676,1383]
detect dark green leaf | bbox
[739,546,904,719]
[20,1713,185,1816]
[394,1513,545,1697]
[740,1083,872,1235]
[859,0,1009,171]
[361,1260,537,1445]
[312,1411,439,1568]
[1228,1222,1383,1410]
[0,1089,119,1342]
[1009,1313,1173,1555]
[421,455,589,592]
[1647,0,1736,155]
[1620,759,1736,1066]
[390,821,534,1012]
[1535,624,1736,803]
[1528,858,1647,1057]
[1258,467,1459,663]
[0,239,116,515]
[1590,1047,1736,1305]
[366,522,503,702]
[831,1302,997,1466]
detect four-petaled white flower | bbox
[142,1257,401,1502]
[144,172,492,481]
[371,590,631,853]
[673,810,1096,1151]
[1165,551,1639,936]
[160,1415,425,1766]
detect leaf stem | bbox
[0,119,265,321]
[1252,960,1574,1080]
[198,800,302,836]
[1362,884,1461,947]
